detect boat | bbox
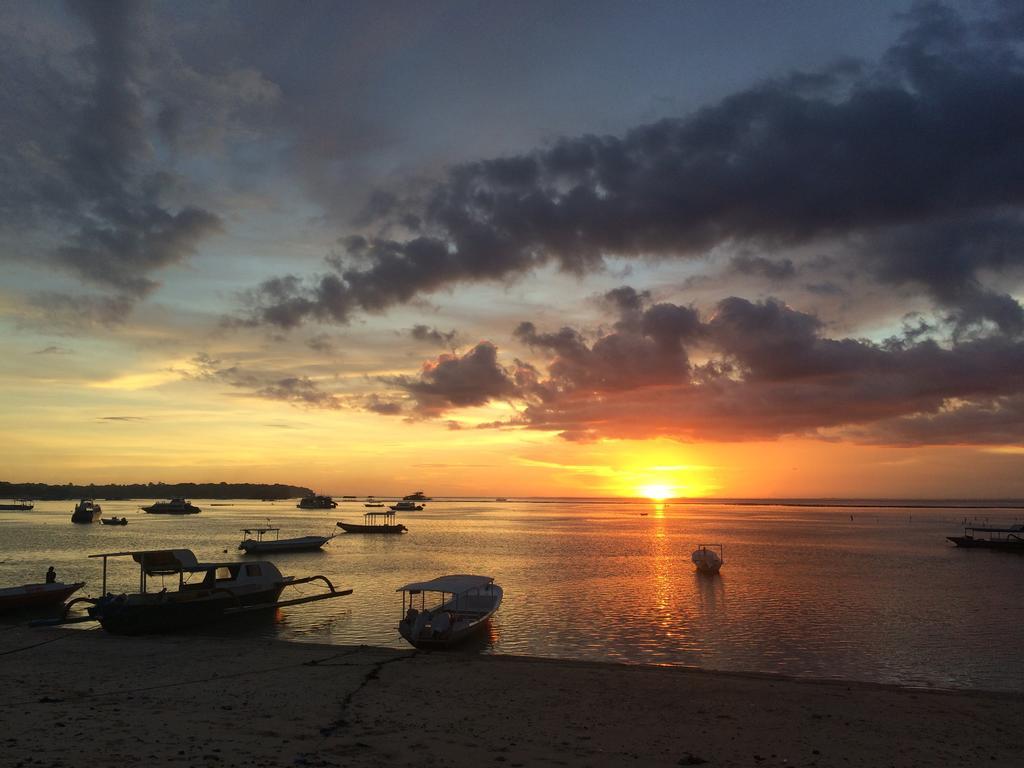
[0,581,85,613]
[142,498,201,515]
[947,525,1024,552]
[238,526,334,554]
[0,499,34,511]
[402,491,431,501]
[297,495,337,509]
[495,498,508,502]
[100,517,128,526]
[390,501,424,512]
[36,549,352,635]
[337,511,408,534]
[692,543,724,574]
[398,575,502,649]
[71,499,103,523]
[364,502,385,508]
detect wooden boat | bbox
[0,499,34,511]
[947,525,1024,552]
[337,511,408,534]
[238,526,333,554]
[0,581,84,613]
[390,501,423,512]
[142,498,201,515]
[364,502,385,508]
[34,549,351,635]
[692,543,724,574]
[397,575,502,649]
[100,517,128,526]
[297,495,337,509]
[71,499,102,523]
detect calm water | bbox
[2,499,1023,692]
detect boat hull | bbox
[399,585,502,649]
[239,536,330,553]
[71,509,102,523]
[89,585,285,635]
[0,503,33,511]
[143,507,200,514]
[337,522,407,534]
[0,582,85,613]
[100,517,128,526]
[947,536,1024,552]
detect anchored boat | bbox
[71,499,102,523]
[947,525,1024,552]
[337,511,408,534]
[238,526,334,554]
[390,500,423,512]
[100,516,128,526]
[142,498,201,515]
[397,574,502,649]
[692,543,724,574]
[297,495,337,509]
[0,499,34,511]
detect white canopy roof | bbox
[396,574,494,594]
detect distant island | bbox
[0,481,314,501]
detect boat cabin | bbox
[88,548,285,595]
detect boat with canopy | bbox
[692,543,724,574]
[33,548,351,634]
[397,574,501,649]
[337,511,408,534]
[238,526,334,553]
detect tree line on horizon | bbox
[0,481,315,501]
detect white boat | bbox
[71,499,102,523]
[34,549,352,635]
[142,498,201,515]
[692,543,724,574]
[397,574,502,649]
[390,501,423,511]
[238,526,333,554]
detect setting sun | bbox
[639,484,673,500]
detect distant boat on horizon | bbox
[402,491,431,501]
[947,524,1024,552]
[297,495,337,509]
[71,499,102,524]
[0,499,34,511]
[390,500,423,512]
[142,498,201,515]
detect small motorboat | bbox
[397,574,502,649]
[692,544,724,574]
[71,499,102,523]
[0,499,34,511]
[100,517,128,526]
[297,495,337,509]
[35,548,352,635]
[0,581,85,613]
[142,498,201,515]
[238,526,334,554]
[390,501,423,512]
[337,511,408,534]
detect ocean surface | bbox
[2,498,1022,692]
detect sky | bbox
[1,0,1023,498]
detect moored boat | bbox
[947,525,1024,552]
[397,574,502,649]
[100,516,128,526]
[0,499,34,511]
[692,543,724,574]
[297,494,337,509]
[402,491,431,501]
[390,500,423,512]
[337,511,408,534]
[142,498,201,515]
[63,548,351,635]
[0,581,85,613]
[71,499,102,523]
[238,526,333,554]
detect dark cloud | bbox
[234,2,1024,335]
[98,416,147,422]
[410,324,457,347]
[385,342,521,416]
[24,292,137,331]
[34,345,73,355]
[184,353,343,410]
[364,394,404,416]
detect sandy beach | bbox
[1,626,1020,768]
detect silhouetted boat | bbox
[0,581,84,613]
[390,501,423,511]
[238,526,333,554]
[397,575,502,649]
[142,498,201,515]
[100,517,128,526]
[337,511,408,534]
[0,499,34,511]
[947,525,1024,552]
[297,495,337,509]
[71,499,102,523]
[692,544,724,574]
[364,502,385,508]
[402,491,431,501]
[42,549,352,635]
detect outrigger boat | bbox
[692,543,724,574]
[238,527,334,554]
[0,581,85,613]
[34,548,351,635]
[397,574,502,649]
[947,525,1024,552]
[0,499,34,511]
[337,511,408,534]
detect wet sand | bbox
[1,627,1021,767]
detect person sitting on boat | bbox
[431,610,451,636]
[405,606,419,625]
[412,610,430,639]
[45,566,56,584]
